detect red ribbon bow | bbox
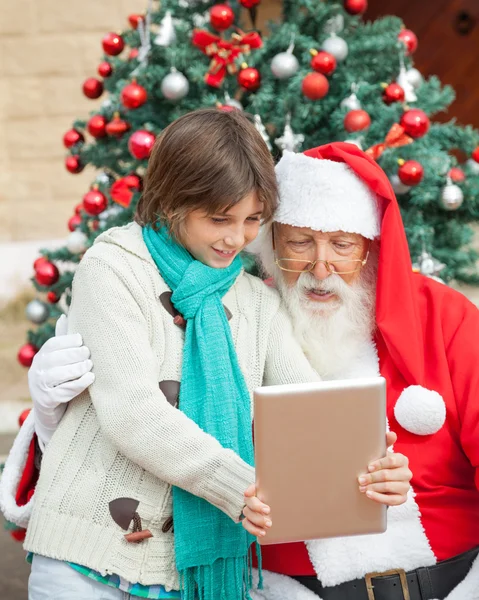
[366,123,414,161]
[192,29,262,88]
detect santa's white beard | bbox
[275,255,378,380]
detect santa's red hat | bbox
[274,142,446,436]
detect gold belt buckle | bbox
[365,568,410,600]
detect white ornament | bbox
[394,385,446,436]
[271,49,299,79]
[397,65,417,103]
[466,158,479,175]
[390,173,411,195]
[95,171,111,184]
[275,114,304,153]
[161,69,189,100]
[25,299,49,325]
[440,179,464,211]
[322,34,348,62]
[405,67,423,89]
[340,92,361,111]
[154,11,176,47]
[254,114,272,151]
[344,138,363,149]
[413,250,445,277]
[67,231,89,254]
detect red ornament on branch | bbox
[192,29,262,88]
[344,109,371,132]
[102,32,124,56]
[449,167,465,183]
[110,175,142,208]
[129,48,139,61]
[472,147,479,163]
[68,214,82,232]
[240,0,261,6]
[400,108,430,138]
[106,114,130,137]
[310,50,336,75]
[83,189,108,216]
[35,261,60,286]
[210,4,235,30]
[18,344,38,368]
[34,257,48,270]
[63,129,84,149]
[128,14,143,29]
[121,82,148,109]
[398,29,418,55]
[82,78,103,99]
[87,115,107,138]
[238,66,261,91]
[398,160,424,185]
[98,61,113,78]
[383,83,405,104]
[302,72,329,100]
[65,155,84,174]
[344,0,368,15]
[47,291,60,304]
[128,130,156,160]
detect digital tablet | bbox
[254,377,387,545]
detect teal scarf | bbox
[142,225,259,600]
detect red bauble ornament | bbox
[398,160,424,185]
[239,0,261,7]
[47,291,60,304]
[121,82,148,109]
[128,14,143,29]
[83,189,108,215]
[87,115,107,138]
[449,167,465,183]
[106,114,130,137]
[472,147,479,163]
[65,155,84,174]
[110,175,142,208]
[10,528,26,542]
[237,67,261,92]
[383,83,405,104]
[68,214,82,231]
[210,4,235,30]
[35,261,60,286]
[129,48,139,60]
[17,344,38,368]
[98,61,113,78]
[34,257,48,270]
[310,51,336,75]
[302,72,329,100]
[74,203,83,214]
[128,130,156,160]
[344,0,368,15]
[344,109,371,132]
[398,29,418,55]
[63,128,84,149]
[18,408,31,427]
[400,108,430,138]
[82,77,103,99]
[102,32,125,56]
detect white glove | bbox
[29,314,95,450]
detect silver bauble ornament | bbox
[321,34,348,62]
[67,231,89,254]
[271,52,299,79]
[26,299,49,325]
[340,92,361,111]
[397,65,417,103]
[466,158,479,175]
[440,181,464,211]
[161,69,189,101]
[390,174,411,195]
[405,67,423,89]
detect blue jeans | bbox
[29,555,131,600]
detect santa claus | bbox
[2,143,478,600]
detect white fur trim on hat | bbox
[0,410,36,528]
[274,151,381,239]
[394,385,446,436]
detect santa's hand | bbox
[241,484,272,538]
[29,315,95,449]
[357,431,412,506]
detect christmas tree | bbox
[18,0,479,367]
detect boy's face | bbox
[180,191,263,268]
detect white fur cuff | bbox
[0,410,36,528]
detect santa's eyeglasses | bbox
[274,254,369,275]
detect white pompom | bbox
[394,385,446,436]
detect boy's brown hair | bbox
[135,108,278,237]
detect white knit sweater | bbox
[24,222,320,589]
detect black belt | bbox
[292,545,479,600]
